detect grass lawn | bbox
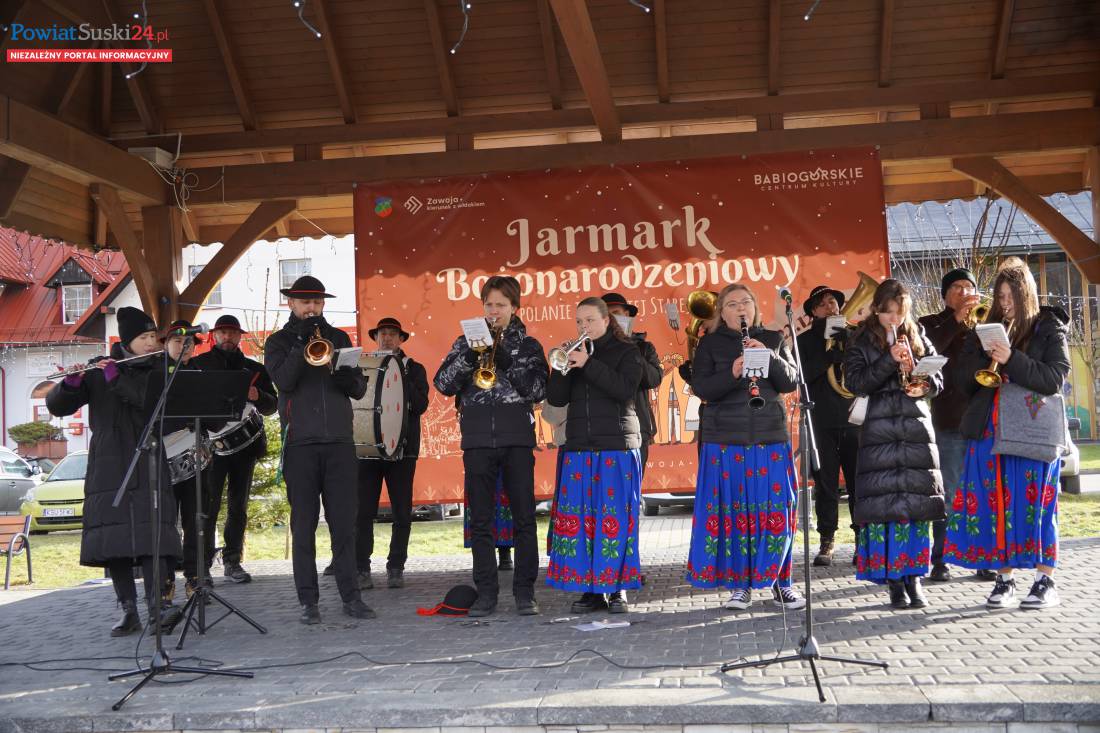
[9,498,1098,590]
[1078,443,1100,471]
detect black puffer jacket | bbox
[434,315,548,450]
[397,352,430,457]
[547,331,644,450]
[690,322,797,446]
[918,308,971,431]
[632,333,663,444]
[843,326,945,525]
[46,343,182,567]
[264,315,368,446]
[956,306,1071,440]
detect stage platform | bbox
[1,515,1098,733]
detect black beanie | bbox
[117,306,158,349]
[941,268,977,298]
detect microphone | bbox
[168,323,209,337]
[777,287,794,305]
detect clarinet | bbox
[740,316,765,411]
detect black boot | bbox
[497,547,513,571]
[904,576,927,609]
[887,579,908,609]
[111,600,141,637]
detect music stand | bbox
[171,370,268,649]
[720,292,887,702]
[108,366,254,710]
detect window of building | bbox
[279,259,311,302]
[188,265,222,307]
[61,284,92,324]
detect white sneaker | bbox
[986,574,1017,609]
[772,584,806,610]
[1020,575,1060,609]
[723,588,752,610]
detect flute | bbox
[46,350,165,380]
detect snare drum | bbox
[163,428,212,485]
[352,352,407,460]
[208,403,264,456]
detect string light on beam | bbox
[294,0,323,38]
[124,0,150,79]
[449,1,471,55]
[803,0,823,21]
[629,0,652,12]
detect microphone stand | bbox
[107,349,252,711]
[720,292,887,702]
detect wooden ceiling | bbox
[0,0,1098,250]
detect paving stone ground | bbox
[1,513,1098,730]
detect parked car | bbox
[1,446,39,513]
[642,489,695,516]
[376,502,462,522]
[20,450,86,532]
[1061,427,1080,493]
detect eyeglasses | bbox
[724,299,754,308]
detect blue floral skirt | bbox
[855,521,931,583]
[944,411,1059,570]
[686,442,798,590]
[463,472,513,549]
[546,450,642,593]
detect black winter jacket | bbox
[547,331,644,451]
[192,345,278,459]
[955,306,1070,440]
[690,323,797,446]
[433,315,548,450]
[46,343,182,567]
[796,318,853,430]
[396,351,430,457]
[264,315,368,446]
[918,308,970,432]
[632,333,663,444]
[843,326,945,525]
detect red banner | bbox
[355,148,888,504]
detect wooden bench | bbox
[1,514,32,590]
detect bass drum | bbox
[352,352,408,460]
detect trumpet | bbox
[892,325,930,398]
[975,319,1014,388]
[304,325,334,367]
[472,318,503,390]
[548,333,593,375]
[964,298,991,329]
[46,351,166,380]
[740,316,765,411]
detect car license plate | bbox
[42,507,76,517]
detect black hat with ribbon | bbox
[212,314,248,333]
[601,292,638,317]
[369,316,410,342]
[280,275,335,299]
[416,584,479,616]
[802,285,846,317]
[160,318,203,344]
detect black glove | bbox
[494,347,514,372]
[829,325,849,345]
[332,366,357,391]
[828,346,844,365]
[678,361,692,382]
[297,316,325,340]
[463,347,480,366]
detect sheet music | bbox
[912,355,948,377]
[825,315,848,340]
[743,347,771,379]
[976,323,1011,352]
[334,347,362,370]
[461,318,493,350]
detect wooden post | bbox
[141,205,184,325]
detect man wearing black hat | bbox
[796,285,859,567]
[601,293,663,472]
[919,267,984,582]
[351,317,429,589]
[193,315,278,585]
[264,276,372,624]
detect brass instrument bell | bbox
[304,326,334,367]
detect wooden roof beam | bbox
[313,0,357,124]
[536,0,563,109]
[654,0,669,103]
[0,95,168,206]
[767,0,781,96]
[0,159,31,220]
[182,107,1100,205]
[90,184,160,322]
[992,0,1016,80]
[98,0,162,134]
[179,200,297,321]
[141,72,1100,156]
[202,0,257,130]
[549,0,621,142]
[424,0,460,117]
[878,0,895,88]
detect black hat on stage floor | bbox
[212,314,247,333]
[601,292,638,317]
[369,317,410,342]
[941,268,977,298]
[160,318,203,344]
[280,275,335,299]
[117,306,158,349]
[802,285,846,317]
[416,584,479,616]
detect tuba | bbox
[825,271,878,399]
[685,290,717,360]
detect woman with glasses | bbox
[685,284,804,611]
